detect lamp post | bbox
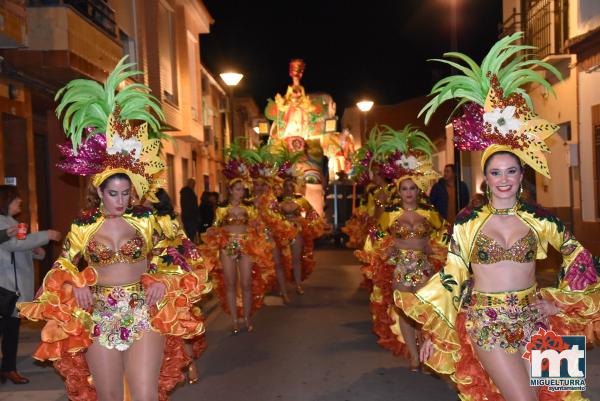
[449,0,462,215]
[220,72,244,142]
[356,100,374,145]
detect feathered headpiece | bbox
[242,144,280,184]
[55,57,166,201]
[349,127,384,186]
[271,144,303,182]
[222,137,252,186]
[371,125,439,192]
[419,31,562,178]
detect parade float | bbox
[265,59,355,215]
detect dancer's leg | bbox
[291,234,304,289]
[123,331,165,401]
[473,345,537,401]
[221,252,239,325]
[239,253,254,326]
[85,342,125,401]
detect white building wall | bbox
[578,69,600,221]
[528,57,577,208]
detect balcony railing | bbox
[28,0,116,38]
[500,0,568,60]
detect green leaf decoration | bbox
[419,31,563,124]
[55,56,166,153]
[372,124,436,161]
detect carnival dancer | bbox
[17,58,210,401]
[396,32,600,401]
[199,142,275,334]
[149,188,211,385]
[244,145,296,304]
[358,125,449,370]
[273,148,329,295]
[342,131,383,250]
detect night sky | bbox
[201,0,503,114]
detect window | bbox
[158,2,178,105]
[187,31,199,121]
[595,124,600,217]
[182,157,189,185]
[191,151,197,179]
[167,153,176,204]
[119,29,138,66]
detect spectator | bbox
[429,164,470,223]
[0,226,18,244]
[0,185,61,384]
[198,191,218,233]
[179,178,199,241]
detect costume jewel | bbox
[55,57,167,201]
[419,31,561,178]
[487,201,519,215]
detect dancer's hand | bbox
[146,282,167,305]
[73,286,93,310]
[420,338,434,363]
[533,299,560,317]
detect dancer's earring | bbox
[518,184,523,200]
[485,185,492,201]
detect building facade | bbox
[499,0,600,253]
[0,0,222,278]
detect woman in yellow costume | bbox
[396,32,600,401]
[275,149,329,295]
[17,59,210,401]
[359,125,449,370]
[200,143,274,334]
[244,145,296,304]
[342,131,384,250]
[148,188,211,385]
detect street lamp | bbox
[220,72,244,141]
[356,100,374,145]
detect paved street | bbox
[2,249,600,401]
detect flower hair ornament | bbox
[419,31,562,178]
[371,124,439,192]
[55,57,167,202]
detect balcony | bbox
[0,0,27,48]
[3,0,121,86]
[500,0,568,60]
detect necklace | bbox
[488,201,519,215]
[403,205,417,211]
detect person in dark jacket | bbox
[198,191,218,234]
[0,226,17,244]
[179,179,199,241]
[429,164,470,224]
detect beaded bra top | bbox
[85,233,146,267]
[470,229,537,264]
[218,206,249,226]
[391,219,432,240]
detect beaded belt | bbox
[469,285,538,309]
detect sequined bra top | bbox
[391,219,432,240]
[222,212,249,225]
[85,233,146,267]
[470,229,537,264]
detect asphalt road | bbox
[2,248,600,401]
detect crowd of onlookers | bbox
[179,178,219,242]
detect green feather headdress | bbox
[371,124,439,191]
[418,32,562,178]
[55,56,165,152]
